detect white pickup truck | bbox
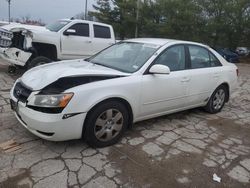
[0,19,115,71]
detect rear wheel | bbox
[205,85,228,114]
[84,101,129,148]
[28,56,52,69]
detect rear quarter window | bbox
[189,45,210,69]
[209,52,222,67]
[94,25,111,39]
[188,45,222,69]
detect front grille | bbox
[0,38,12,47]
[13,82,32,103]
[0,28,13,47]
[27,106,64,114]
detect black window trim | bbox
[186,44,222,70]
[63,23,90,37]
[93,24,111,39]
[144,43,189,75]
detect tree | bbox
[91,0,138,39]
[198,0,250,48]
[92,0,250,48]
[74,12,96,21]
[226,0,250,48]
[91,0,113,23]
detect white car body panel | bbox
[60,21,114,59]
[141,71,188,116]
[21,59,130,90]
[10,38,238,141]
[10,90,86,141]
[0,47,32,66]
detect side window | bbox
[154,45,185,71]
[94,25,111,39]
[209,52,222,67]
[67,23,89,37]
[189,45,210,69]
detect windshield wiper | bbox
[91,62,113,69]
[84,58,89,62]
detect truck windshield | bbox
[89,42,160,73]
[46,20,70,32]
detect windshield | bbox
[46,20,70,32]
[89,42,160,73]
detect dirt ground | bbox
[240,56,250,64]
[0,59,250,188]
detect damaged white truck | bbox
[0,19,115,72]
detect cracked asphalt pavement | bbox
[0,60,250,188]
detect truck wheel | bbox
[8,65,17,74]
[28,56,52,69]
[84,101,129,148]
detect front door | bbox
[61,23,92,59]
[140,45,190,118]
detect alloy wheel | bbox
[94,109,124,142]
[212,89,225,110]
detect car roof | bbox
[124,38,175,46]
[124,38,208,47]
[59,19,112,27]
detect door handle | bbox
[85,40,92,43]
[181,77,190,82]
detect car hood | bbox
[2,23,57,40]
[21,59,130,90]
[2,23,46,32]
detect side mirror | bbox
[149,64,170,74]
[64,29,76,36]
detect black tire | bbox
[28,56,52,69]
[205,85,228,114]
[8,65,16,74]
[84,101,129,148]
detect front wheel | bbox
[84,101,129,148]
[205,85,228,114]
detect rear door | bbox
[185,45,223,107]
[92,24,115,54]
[61,23,92,59]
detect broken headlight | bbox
[29,93,74,108]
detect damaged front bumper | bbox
[0,47,32,66]
[9,83,86,141]
[0,27,33,66]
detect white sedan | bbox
[10,38,238,147]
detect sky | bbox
[0,0,95,24]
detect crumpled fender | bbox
[0,47,32,66]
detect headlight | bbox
[30,93,73,108]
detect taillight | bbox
[236,68,239,77]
